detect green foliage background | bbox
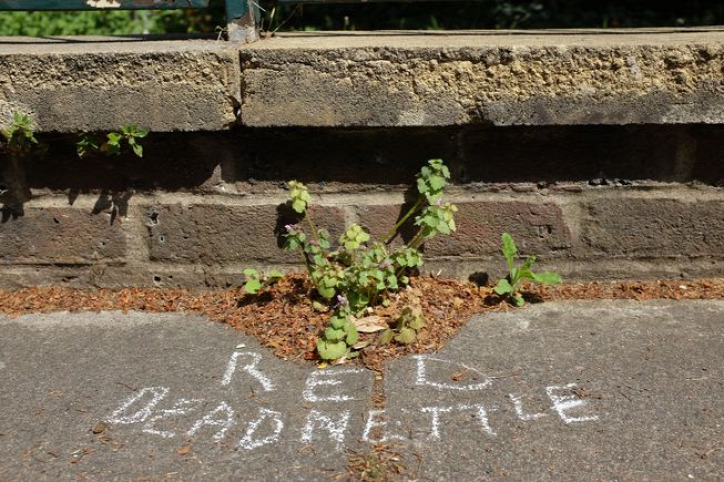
[0,1,722,36]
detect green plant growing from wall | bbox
[77,125,149,158]
[493,233,562,306]
[0,111,39,216]
[1,111,38,155]
[275,159,457,360]
[243,268,284,295]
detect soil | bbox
[0,275,722,371]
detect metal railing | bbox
[0,0,258,42]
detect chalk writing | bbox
[222,351,275,391]
[143,398,202,439]
[303,367,365,402]
[106,349,602,452]
[414,355,492,391]
[187,401,236,441]
[421,403,496,439]
[362,410,405,444]
[509,394,547,421]
[238,408,284,450]
[109,387,169,424]
[546,384,600,424]
[301,409,351,451]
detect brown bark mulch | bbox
[0,275,722,371]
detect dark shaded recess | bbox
[235,125,723,186]
[692,124,724,187]
[21,132,223,193]
[8,125,723,201]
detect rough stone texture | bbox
[145,203,348,264]
[240,30,724,127]
[424,201,572,258]
[0,38,240,133]
[0,207,125,265]
[582,198,724,257]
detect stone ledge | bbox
[1,29,723,132]
[240,29,724,127]
[0,37,241,133]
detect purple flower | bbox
[336,295,348,305]
[434,198,442,206]
[284,224,294,232]
[379,261,392,269]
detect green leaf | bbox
[243,268,259,277]
[408,315,425,330]
[317,340,348,360]
[244,279,263,294]
[429,175,446,190]
[268,269,284,281]
[493,279,513,295]
[330,316,346,329]
[131,142,143,158]
[512,295,525,307]
[521,254,537,272]
[395,327,417,345]
[291,199,306,213]
[531,272,563,285]
[501,233,517,268]
[344,323,358,345]
[318,285,336,299]
[324,327,346,342]
[379,329,394,345]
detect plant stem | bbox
[305,211,321,245]
[408,229,430,251]
[383,196,424,244]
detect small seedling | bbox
[380,298,425,345]
[493,233,562,306]
[1,111,38,154]
[243,268,284,294]
[77,125,148,158]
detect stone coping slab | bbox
[0,38,241,132]
[0,300,721,479]
[1,29,723,132]
[240,29,724,127]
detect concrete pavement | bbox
[0,300,722,480]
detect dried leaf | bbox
[91,421,108,434]
[177,445,192,456]
[353,315,388,333]
[352,339,372,350]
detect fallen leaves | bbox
[0,276,720,371]
[353,316,389,333]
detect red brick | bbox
[582,199,724,256]
[358,201,571,258]
[0,208,125,265]
[145,204,347,264]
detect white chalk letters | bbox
[107,350,601,451]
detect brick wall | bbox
[0,125,722,288]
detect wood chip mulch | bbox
[0,275,722,371]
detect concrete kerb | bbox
[1,29,724,132]
[0,299,722,479]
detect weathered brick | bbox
[582,199,724,257]
[145,204,347,264]
[357,201,571,258]
[0,208,125,265]
[356,204,419,247]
